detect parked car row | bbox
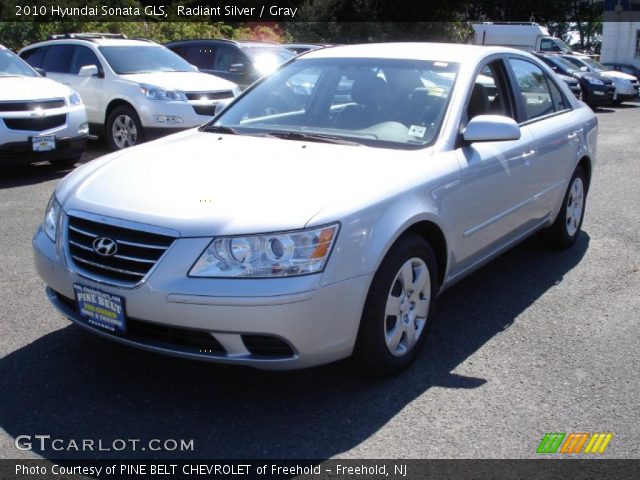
[1,32,637,169]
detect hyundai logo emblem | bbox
[92,237,118,257]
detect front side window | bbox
[508,58,556,121]
[70,46,101,74]
[210,57,459,149]
[0,47,38,77]
[214,45,245,72]
[540,38,560,52]
[99,46,194,74]
[467,61,514,121]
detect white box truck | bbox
[473,22,573,53]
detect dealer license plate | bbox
[32,135,56,152]
[74,284,126,333]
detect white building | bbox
[600,2,640,67]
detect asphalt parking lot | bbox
[1,103,639,461]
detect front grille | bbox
[0,99,65,112]
[2,114,66,131]
[242,335,295,357]
[53,290,226,355]
[192,105,216,116]
[67,215,175,286]
[185,91,234,101]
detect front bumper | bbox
[0,135,87,166]
[136,100,223,131]
[33,225,371,370]
[0,104,88,165]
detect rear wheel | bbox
[106,105,143,151]
[354,234,438,376]
[543,166,587,249]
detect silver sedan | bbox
[33,43,597,375]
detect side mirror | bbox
[580,66,589,72]
[214,98,234,116]
[229,63,245,74]
[34,67,46,77]
[78,64,99,77]
[463,115,521,143]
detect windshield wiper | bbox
[200,125,238,134]
[263,131,361,146]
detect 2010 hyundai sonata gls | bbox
[34,43,597,375]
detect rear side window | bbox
[547,77,568,111]
[185,45,216,69]
[41,45,74,73]
[21,47,45,68]
[508,58,556,121]
[70,46,101,74]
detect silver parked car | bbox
[33,43,597,375]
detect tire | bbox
[106,105,143,151]
[354,234,438,376]
[50,156,80,169]
[612,99,623,106]
[543,166,588,249]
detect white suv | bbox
[1,44,88,167]
[19,33,240,150]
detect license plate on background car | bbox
[32,135,56,152]
[73,284,126,333]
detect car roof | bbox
[166,39,280,47]
[301,42,520,63]
[23,38,158,50]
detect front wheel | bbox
[543,166,588,249]
[106,105,143,151]
[354,234,438,376]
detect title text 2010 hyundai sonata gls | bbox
[33,43,597,375]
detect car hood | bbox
[557,73,577,83]
[0,76,72,101]
[119,71,237,92]
[56,130,435,237]
[599,70,637,82]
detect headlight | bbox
[587,77,604,86]
[190,224,339,278]
[232,86,241,97]
[140,83,185,101]
[68,91,83,106]
[44,195,61,242]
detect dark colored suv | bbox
[165,39,295,89]
[533,53,615,108]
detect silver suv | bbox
[0,44,87,167]
[20,33,240,150]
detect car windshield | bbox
[209,57,458,149]
[577,57,608,73]
[99,45,195,74]
[0,48,38,77]
[547,56,580,74]
[242,46,296,75]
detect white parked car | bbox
[562,55,639,104]
[34,43,597,375]
[19,33,240,150]
[1,44,88,167]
